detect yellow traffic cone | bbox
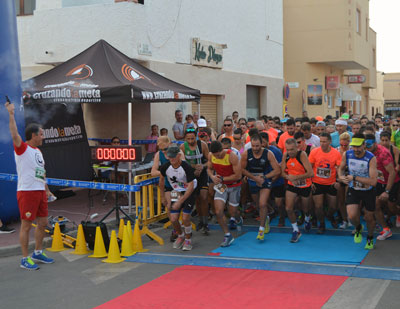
[89,226,107,258]
[132,219,149,253]
[70,224,90,255]
[117,219,124,240]
[47,222,66,252]
[121,225,134,257]
[127,220,133,244]
[102,230,125,263]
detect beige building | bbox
[369,72,385,117]
[383,73,400,118]
[284,0,377,118]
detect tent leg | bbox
[128,102,133,215]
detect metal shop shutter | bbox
[192,95,218,130]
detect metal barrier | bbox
[134,173,167,245]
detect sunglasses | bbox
[186,128,196,133]
[393,124,399,127]
[224,124,232,127]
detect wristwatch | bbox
[385,189,390,194]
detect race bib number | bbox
[214,183,227,194]
[354,180,368,190]
[377,170,385,182]
[171,190,181,202]
[316,167,331,179]
[35,167,46,183]
[293,179,307,188]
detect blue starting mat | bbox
[211,231,370,265]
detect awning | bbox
[340,84,362,101]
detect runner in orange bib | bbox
[281,138,314,243]
[309,133,342,234]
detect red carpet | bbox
[97,266,347,309]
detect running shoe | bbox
[229,218,237,230]
[377,228,392,241]
[201,224,209,235]
[196,221,204,232]
[354,225,364,243]
[182,239,193,251]
[245,205,256,214]
[20,257,39,270]
[256,229,265,241]
[236,217,243,233]
[397,215,400,228]
[317,224,326,234]
[297,213,305,226]
[328,216,338,229]
[264,216,270,234]
[304,220,311,232]
[0,225,15,233]
[339,221,348,229]
[221,234,234,247]
[173,235,185,249]
[170,230,178,242]
[31,251,54,264]
[365,238,374,250]
[278,217,285,227]
[290,231,301,243]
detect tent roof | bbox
[22,40,200,104]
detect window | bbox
[15,0,35,16]
[246,86,260,119]
[372,48,376,68]
[356,9,361,34]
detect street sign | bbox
[287,82,299,88]
[348,75,366,84]
[284,84,290,100]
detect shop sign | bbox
[348,75,366,84]
[307,85,323,105]
[287,82,299,88]
[191,38,223,69]
[326,76,339,89]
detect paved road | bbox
[1,225,400,308]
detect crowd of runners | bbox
[150,110,400,252]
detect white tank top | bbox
[14,141,46,191]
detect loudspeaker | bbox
[81,221,110,251]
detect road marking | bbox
[126,252,400,281]
[82,262,143,285]
[323,278,390,308]
[59,249,87,262]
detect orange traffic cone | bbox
[71,224,90,255]
[121,225,134,257]
[102,230,125,264]
[132,219,149,253]
[127,220,133,244]
[118,219,124,240]
[47,222,66,252]
[89,226,107,258]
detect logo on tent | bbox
[66,64,93,80]
[121,64,145,82]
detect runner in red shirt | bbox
[365,134,400,240]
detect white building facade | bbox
[17,0,283,140]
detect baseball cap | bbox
[197,119,207,128]
[341,113,350,120]
[316,121,326,127]
[349,137,365,147]
[166,145,180,158]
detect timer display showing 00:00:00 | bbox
[96,147,136,161]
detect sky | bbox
[369,0,400,73]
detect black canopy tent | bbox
[22,40,201,208]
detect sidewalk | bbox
[0,188,136,257]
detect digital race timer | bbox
[90,146,142,162]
